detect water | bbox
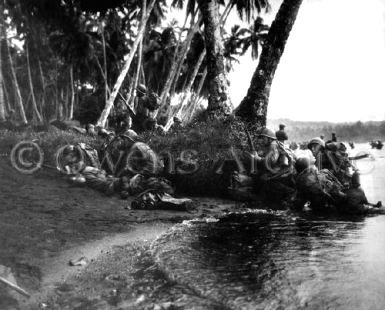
[151,143,385,309]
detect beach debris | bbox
[0,265,30,297]
[69,256,89,266]
[105,274,126,283]
[135,294,146,304]
[131,191,195,211]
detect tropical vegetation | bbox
[0,0,304,133]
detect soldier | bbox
[169,116,183,132]
[295,154,345,211]
[307,137,326,171]
[275,123,288,143]
[86,124,97,136]
[339,173,382,214]
[251,127,296,203]
[110,100,132,135]
[131,84,160,133]
[326,132,337,144]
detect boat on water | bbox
[370,140,383,150]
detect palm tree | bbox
[236,0,303,128]
[230,0,270,23]
[26,43,43,123]
[4,31,27,124]
[97,0,157,128]
[0,1,5,122]
[196,0,270,118]
[239,16,269,60]
[196,0,232,117]
[142,27,177,93]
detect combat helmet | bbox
[136,83,147,95]
[258,127,276,140]
[173,116,182,124]
[121,129,139,143]
[308,137,325,149]
[295,156,311,173]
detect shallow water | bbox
[152,143,385,309]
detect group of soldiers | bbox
[231,125,383,214]
[61,108,382,214]
[61,128,192,210]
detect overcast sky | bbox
[227,0,385,122]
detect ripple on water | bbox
[151,208,385,310]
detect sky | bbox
[227,0,385,122]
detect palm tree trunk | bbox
[182,67,207,123]
[133,0,146,96]
[26,44,43,123]
[176,3,230,124]
[3,81,12,116]
[37,58,45,117]
[5,33,27,124]
[0,72,5,122]
[168,49,207,126]
[0,3,5,122]
[68,65,75,120]
[169,14,201,97]
[197,0,232,118]
[140,61,146,85]
[193,68,207,103]
[157,15,202,113]
[167,6,192,87]
[96,0,155,128]
[185,49,206,94]
[55,62,60,120]
[132,38,143,103]
[235,0,303,127]
[101,23,108,105]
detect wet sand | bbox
[0,157,239,309]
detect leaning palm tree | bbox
[195,0,270,118]
[236,0,303,128]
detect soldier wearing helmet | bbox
[250,127,296,202]
[307,137,326,171]
[253,127,280,167]
[132,84,161,133]
[111,99,132,135]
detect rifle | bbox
[245,128,256,153]
[348,153,370,161]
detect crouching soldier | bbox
[131,84,160,133]
[100,129,163,177]
[336,173,383,214]
[251,127,296,204]
[295,153,346,211]
[308,137,354,188]
[60,144,120,195]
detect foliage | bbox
[1,0,276,127]
[140,116,255,196]
[0,128,101,166]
